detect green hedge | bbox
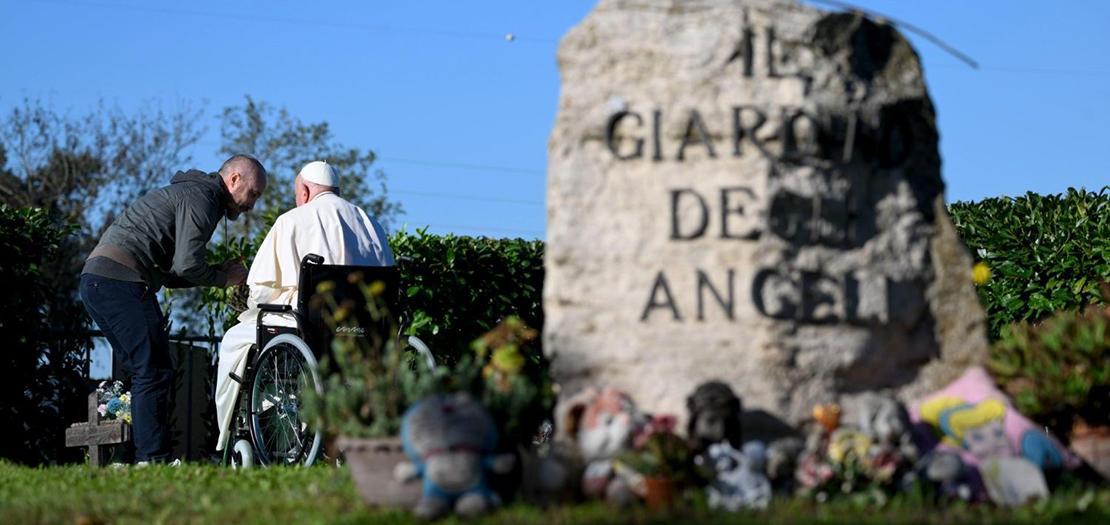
[391,188,1108,358]
[0,206,90,464]
[197,188,1108,359]
[390,187,1108,358]
[948,187,1110,339]
[391,228,544,363]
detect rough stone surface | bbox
[544,0,989,434]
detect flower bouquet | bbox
[616,415,693,509]
[796,420,915,504]
[96,380,132,424]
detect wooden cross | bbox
[65,392,130,467]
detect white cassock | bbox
[215,192,394,451]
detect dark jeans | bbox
[80,273,173,462]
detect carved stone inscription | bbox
[611,102,902,325]
[545,0,989,429]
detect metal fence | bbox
[46,328,223,461]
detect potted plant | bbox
[616,416,692,510]
[302,278,437,508]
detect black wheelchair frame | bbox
[223,253,402,467]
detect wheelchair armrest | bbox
[258,303,293,313]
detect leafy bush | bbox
[0,205,92,465]
[988,283,1109,438]
[948,187,1110,339]
[447,317,554,449]
[391,228,544,364]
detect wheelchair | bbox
[222,253,434,468]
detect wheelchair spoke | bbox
[249,340,319,466]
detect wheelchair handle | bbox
[303,254,324,265]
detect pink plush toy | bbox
[910,366,1079,470]
[911,366,1081,506]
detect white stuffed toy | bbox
[706,441,772,511]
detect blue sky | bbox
[3,0,1108,243]
[4,1,1106,378]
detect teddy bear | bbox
[686,380,743,454]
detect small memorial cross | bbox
[65,392,130,467]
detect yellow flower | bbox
[368,280,387,297]
[828,430,872,464]
[972,262,991,285]
[120,393,130,403]
[333,306,350,323]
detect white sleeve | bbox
[246,217,298,307]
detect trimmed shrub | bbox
[191,224,546,366]
[948,187,1110,339]
[391,228,544,364]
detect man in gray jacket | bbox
[80,154,267,464]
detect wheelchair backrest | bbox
[296,255,400,357]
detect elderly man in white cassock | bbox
[214,160,394,453]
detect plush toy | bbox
[765,437,804,492]
[518,439,579,506]
[911,366,1077,471]
[979,456,1049,506]
[705,441,772,511]
[395,392,515,519]
[686,381,743,453]
[916,450,977,502]
[851,393,917,457]
[850,393,920,486]
[556,386,647,506]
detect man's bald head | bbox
[219,154,266,182]
[219,154,267,219]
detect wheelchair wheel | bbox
[406,335,436,370]
[248,334,323,467]
[231,439,254,469]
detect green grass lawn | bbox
[1,461,1106,525]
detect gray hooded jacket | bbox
[83,170,232,291]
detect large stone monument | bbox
[545,0,989,431]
